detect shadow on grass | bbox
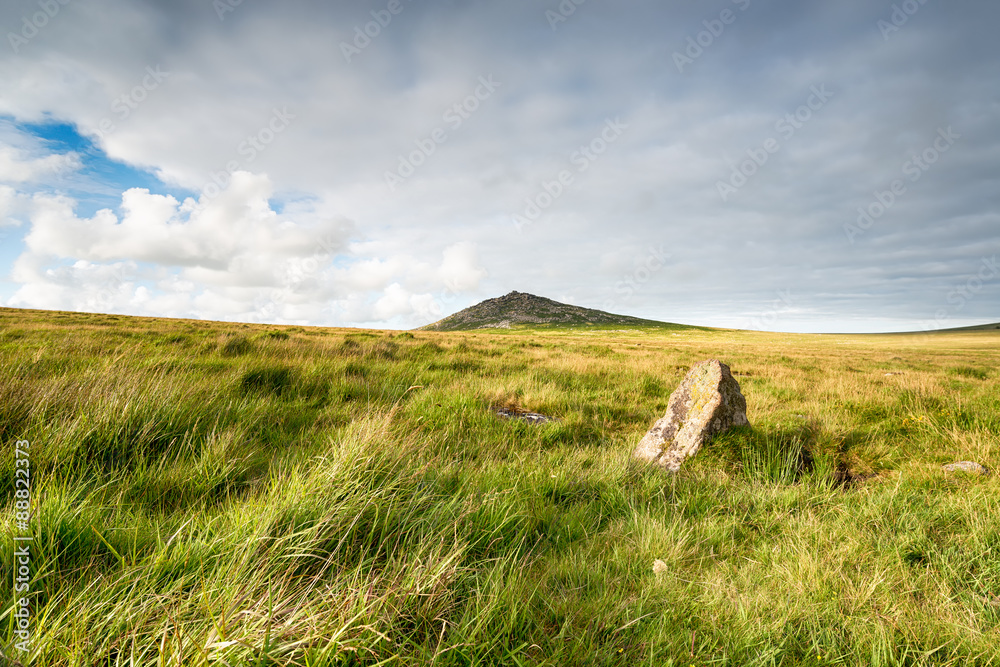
[239,366,293,397]
[708,423,816,484]
[706,421,884,489]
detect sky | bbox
[0,0,998,333]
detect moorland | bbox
[1,306,998,666]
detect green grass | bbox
[1,307,999,666]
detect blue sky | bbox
[0,0,998,332]
[15,119,187,217]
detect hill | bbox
[874,320,1000,336]
[418,290,690,331]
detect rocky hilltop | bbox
[418,291,683,331]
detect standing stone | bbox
[633,359,749,472]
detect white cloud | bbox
[7,172,489,326]
[23,171,353,270]
[0,146,80,184]
[437,242,488,291]
[0,185,23,228]
[373,283,418,321]
[0,117,82,191]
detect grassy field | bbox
[1,306,999,666]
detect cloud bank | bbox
[0,0,997,331]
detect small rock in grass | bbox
[942,461,989,475]
[495,407,557,424]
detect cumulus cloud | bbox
[23,172,349,269]
[8,170,488,326]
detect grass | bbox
[0,307,999,666]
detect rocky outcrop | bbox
[633,359,749,472]
[418,291,678,331]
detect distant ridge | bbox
[889,321,1000,334]
[417,291,689,331]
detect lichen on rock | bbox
[632,359,749,472]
